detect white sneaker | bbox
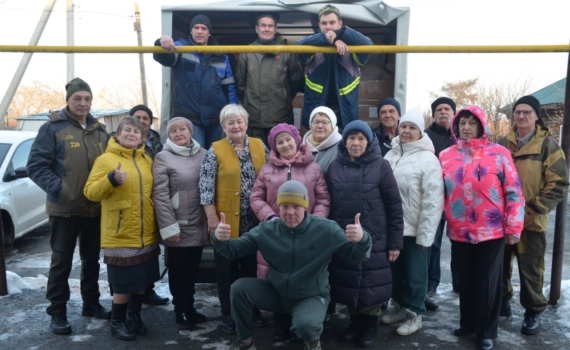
[380,301,407,324]
[396,310,422,336]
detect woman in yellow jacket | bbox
[84,116,160,341]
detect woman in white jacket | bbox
[382,109,444,336]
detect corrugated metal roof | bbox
[15,109,130,120]
[531,78,566,105]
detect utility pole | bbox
[0,0,58,126]
[134,2,148,106]
[66,0,75,82]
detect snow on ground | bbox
[543,280,570,331]
[1,271,39,295]
[3,267,570,334]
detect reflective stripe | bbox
[181,53,200,63]
[352,53,364,66]
[221,77,235,85]
[339,76,360,96]
[305,75,323,93]
[211,62,226,69]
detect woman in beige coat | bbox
[152,117,208,330]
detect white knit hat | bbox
[309,106,337,129]
[399,109,425,135]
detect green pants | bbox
[230,278,329,341]
[390,236,430,315]
[502,230,547,316]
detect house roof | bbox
[15,109,131,120]
[531,77,566,105]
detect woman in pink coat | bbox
[439,106,524,350]
[249,123,330,342]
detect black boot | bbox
[175,313,193,330]
[185,307,207,324]
[126,294,148,335]
[111,302,135,341]
[82,300,111,319]
[358,315,378,348]
[50,313,72,335]
[340,314,361,342]
[500,300,512,317]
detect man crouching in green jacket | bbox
[212,180,372,350]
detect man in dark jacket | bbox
[296,4,373,131]
[154,14,237,149]
[372,97,401,156]
[27,78,110,335]
[213,180,371,350]
[424,97,457,309]
[236,13,303,146]
[129,104,163,160]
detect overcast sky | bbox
[0,0,569,113]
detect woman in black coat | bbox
[327,120,404,348]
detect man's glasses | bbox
[513,110,533,117]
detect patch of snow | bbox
[1,271,39,296]
[543,280,570,329]
[86,319,107,330]
[70,335,93,342]
[202,340,231,349]
[165,340,178,345]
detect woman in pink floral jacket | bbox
[439,105,524,350]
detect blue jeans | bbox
[192,123,222,150]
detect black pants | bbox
[452,238,504,339]
[214,249,257,316]
[167,246,203,315]
[46,215,101,315]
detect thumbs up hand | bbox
[215,212,231,242]
[113,162,127,185]
[345,213,364,243]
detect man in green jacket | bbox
[236,13,302,146]
[27,78,110,335]
[499,95,569,335]
[212,180,372,350]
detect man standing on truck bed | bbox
[236,13,303,147]
[296,4,373,132]
[154,14,237,149]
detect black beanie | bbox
[129,105,154,125]
[513,95,541,118]
[190,14,212,33]
[431,97,456,117]
[65,77,92,101]
[377,98,401,117]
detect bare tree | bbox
[428,78,479,109]
[96,78,161,129]
[476,79,533,141]
[429,77,533,141]
[8,80,65,118]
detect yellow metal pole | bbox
[1,45,570,54]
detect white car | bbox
[0,131,48,246]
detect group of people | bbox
[24,3,569,350]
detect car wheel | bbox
[1,211,15,247]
